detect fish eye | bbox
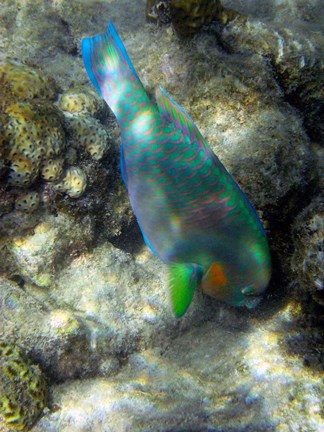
[241,285,255,296]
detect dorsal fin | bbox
[155,85,208,148]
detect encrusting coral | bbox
[67,115,110,161]
[57,86,105,117]
[0,63,66,195]
[0,340,48,431]
[3,101,66,188]
[53,166,87,199]
[0,62,120,236]
[15,191,40,213]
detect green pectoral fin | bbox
[168,263,201,318]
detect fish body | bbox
[82,22,271,316]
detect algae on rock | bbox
[291,198,324,306]
[33,302,323,432]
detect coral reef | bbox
[15,191,40,213]
[0,340,48,432]
[53,166,87,199]
[57,86,106,118]
[66,115,110,161]
[291,198,324,305]
[0,62,130,239]
[0,1,323,431]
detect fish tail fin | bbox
[168,263,202,317]
[82,21,147,119]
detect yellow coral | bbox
[54,166,87,198]
[2,100,65,188]
[58,86,105,117]
[41,158,64,181]
[15,191,40,213]
[68,115,109,161]
[0,62,107,220]
[0,63,57,101]
[0,340,48,431]
[8,154,39,187]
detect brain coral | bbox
[0,340,48,431]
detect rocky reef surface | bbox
[0,0,323,431]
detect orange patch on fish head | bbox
[201,262,230,300]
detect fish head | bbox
[201,237,271,309]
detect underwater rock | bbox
[170,0,224,37]
[33,302,323,432]
[0,339,48,432]
[0,277,101,383]
[138,33,312,215]
[146,0,242,36]
[0,239,215,383]
[146,0,172,25]
[220,6,323,142]
[5,213,93,287]
[291,198,324,306]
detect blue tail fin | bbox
[81,21,142,105]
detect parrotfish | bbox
[82,21,271,317]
